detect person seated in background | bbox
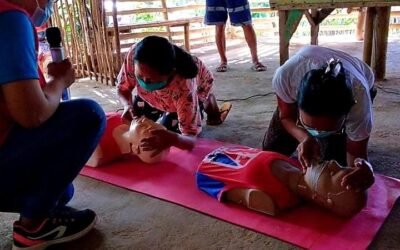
[197,146,374,217]
[117,36,232,157]
[263,46,376,193]
[87,112,170,167]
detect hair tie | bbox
[324,58,341,78]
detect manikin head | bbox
[298,160,368,217]
[129,116,170,164]
[87,114,169,167]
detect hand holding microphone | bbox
[46,27,72,100]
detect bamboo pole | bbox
[102,0,116,84]
[96,0,111,84]
[112,0,122,71]
[59,1,77,67]
[62,0,84,77]
[74,0,93,79]
[52,2,71,58]
[161,0,172,41]
[79,0,98,81]
[92,0,106,84]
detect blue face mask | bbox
[305,129,338,138]
[137,77,168,92]
[298,114,345,139]
[31,0,54,27]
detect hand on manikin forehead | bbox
[128,116,170,164]
[300,160,368,217]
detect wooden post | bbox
[310,9,319,45]
[112,0,122,70]
[278,10,303,65]
[279,10,288,65]
[363,7,375,66]
[184,23,190,52]
[160,0,172,41]
[372,6,391,81]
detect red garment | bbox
[0,0,46,146]
[197,146,302,210]
[90,112,125,166]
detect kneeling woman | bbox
[117,36,231,156]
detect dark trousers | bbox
[0,99,106,218]
[133,95,205,134]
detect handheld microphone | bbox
[45,27,70,101]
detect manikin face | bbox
[86,115,170,167]
[299,160,368,217]
[129,117,170,164]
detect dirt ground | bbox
[1,37,399,250]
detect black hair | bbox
[133,36,198,79]
[297,61,355,116]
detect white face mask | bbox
[31,0,54,27]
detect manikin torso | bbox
[87,114,170,167]
[230,159,368,217]
[197,147,369,217]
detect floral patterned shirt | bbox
[117,45,214,136]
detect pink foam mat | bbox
[81,139,400,249]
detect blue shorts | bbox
[205,0,252,26]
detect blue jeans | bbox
[0,99,106,219]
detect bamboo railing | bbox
[53,0,117,85]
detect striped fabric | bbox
[205,0,252,26]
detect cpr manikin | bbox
[87,113,170,166]
[196,146,373,217]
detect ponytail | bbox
[297,58,355,116]
[173,45,198,79]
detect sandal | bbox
[207,102,232,126]
[216,62,228,72]
[251,62,266,72]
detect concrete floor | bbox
[1,37,400,250]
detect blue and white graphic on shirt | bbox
[203,146,259,169]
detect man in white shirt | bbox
[263,45,376,192]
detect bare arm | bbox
[170,131,196,151]
[116,54,136,122]
[346,137,369,167]
[342,137,374,191]
[278,96,320,168]
[140,129,196,156]
[1,60,74,128]
[117,87,133,107]
[278,96,309,142]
